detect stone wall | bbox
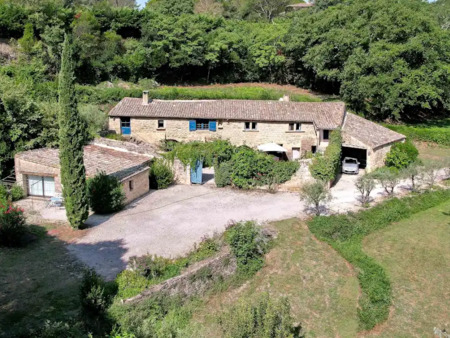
[121,168,150,204]
[369,143,393,172]
[124,247,237,304]
[14,158,62,195]
[109,117,319,159]
[278,159,314,192]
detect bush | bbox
[214,161,232,187]
[129,255,180,280]
[309,129,342,182]
[308,189,450,329]
[87,172,126,214]
[10,184,25,201]
[385,140,419,169]
[116,270,150,299]
[230,147,273,189]
[0,203,27,247]
[32,320,87,338]
[225,221,268,276]
[271,161,300,184]
[218,293,298,338]
[150,159,174,189]
[80,269,112,317]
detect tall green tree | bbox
[58,35,88,229]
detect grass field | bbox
[416,141,450,162]
[0,226,84,337]
[363,200,450,337]
[190,219,360,337]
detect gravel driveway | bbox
[68,185,302,279]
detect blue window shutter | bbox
[189,120,196,131]
[209,121,217,132]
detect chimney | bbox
[282,95,290,102]
[142,90,151,105]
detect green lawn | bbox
[416,141,450,163]
[190,219,360,337]
[363,200,450,336]
[0,226,84,337]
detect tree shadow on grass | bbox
[0,225,127,337]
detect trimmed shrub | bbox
[230,147,273,189]
[385,140,419,169]
[0,203,27,247]
[10,184,25,201]
[225,221,268,276]
[268,160,300,184]
[218,293,298,338]
[309,129,342,182]
[87,172,126,214]
[150,159,174,189]
[214,161,232,187]
[308,189,450,330]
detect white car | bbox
[342,157,360,174]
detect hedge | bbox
[74,85,322,105]
[309,129,342,182]
[385,124,450,146]
[308,189,450,330]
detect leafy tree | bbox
[300,181,331,215]
[372,167,399,197]
[355,173,376,206]
[251,0,291,21]
[146,0,194,16]
[58,35,89,229]
[400,160,422,192]
[17,22,36,55]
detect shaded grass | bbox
[363,200,450,336]
[0,225,84,337]
[189,219,360,337]
[308,189,450,331]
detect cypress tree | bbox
[58,35,89,229]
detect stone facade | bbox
[15,157,61,196]
[109,117,320,159]
[121,169,150,204]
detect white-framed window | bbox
[244,121,258,130]
[218,120,223,129]
[157,120,165,129]
[289,122,301,131]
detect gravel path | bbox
[68,185,303,280]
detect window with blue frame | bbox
[121,117,131,135]
[189,119,217,131]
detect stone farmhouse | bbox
[108,92,405,171]
[14,138,156,202]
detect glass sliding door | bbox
[27,176,55,197]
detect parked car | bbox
[342,157,360,174]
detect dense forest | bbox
[0,0,449,176]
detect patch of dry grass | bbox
[190,218,360,337]
[416,141,450,162]
[363,200,450,337]
[0,225,84,337]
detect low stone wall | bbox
[172,159,191,185]
[124,247,236,304]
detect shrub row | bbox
[308,189,450,330]
[309,129,342,182]
[74,85,321,105]
[386,124,450,146]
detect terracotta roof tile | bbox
[343,113,405,149]
[108,99,346,130]
[16,142,152,181]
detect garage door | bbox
[28,176,55,197]
[342,146,367,169]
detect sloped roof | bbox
[108,98,346,130]
[16,141,153,181]
[343,113,405,149]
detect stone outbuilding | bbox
[14,138,156,204]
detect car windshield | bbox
[345,159,357,163]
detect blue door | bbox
[190,160,203,184]
[121,127,131,135]
[121,117,131,135]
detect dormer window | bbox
[289,123,301,131]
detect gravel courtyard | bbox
[68,185,303,279]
